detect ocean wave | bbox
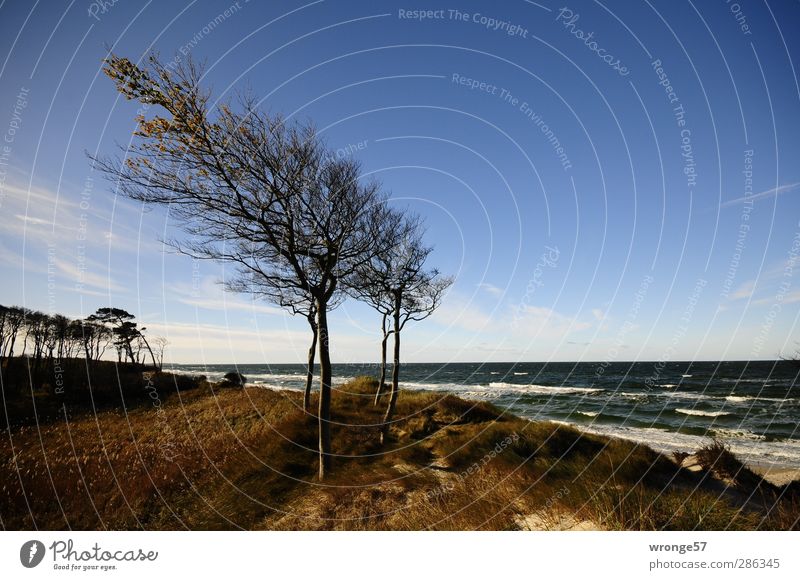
[513,372,529,376]
[726,395,752,403]
[659,384,678,388]
[246,383,297,392]
[543,422,800,468]
[488,382,603,395]
[659,391,716,401]
[711,428,766,441]
[675,408,730,418]
[577,411,599,417]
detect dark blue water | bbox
[171,360,800,467]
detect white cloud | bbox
[729,280,755,301]
[477,282,504,297]
[169,276,287,316]
[721,182,800,208]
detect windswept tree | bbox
[348,215,452,443]
[226,284,336,413]
[74,320,112,364]
[93,53,389,478]
[87,307,156,367]
[0,306,29,358]
[152,336,169,369]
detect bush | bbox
[221,371,246,387]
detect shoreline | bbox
[3,377,799,529]
[247,383,800,477]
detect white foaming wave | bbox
[726,395,752,403]
[543,421,800,468]
[659,391,715,401]
[399,381,470,392]
[488,382,603,395]
[660,384,678,388]
[711,428,766,441]
[675,408,730,417]
[578,411,599,417]
[725,395,796,404]
[246,383,297,392]
[513,372,529,375]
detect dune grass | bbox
[1,376,797,530]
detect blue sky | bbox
[1,0,799,364]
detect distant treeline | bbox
[0,305,195,421]
[0,305,167,368]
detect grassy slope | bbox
[1,377,797,530]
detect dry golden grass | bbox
[2,376,797,530]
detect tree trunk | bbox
[381,294,402,444]
[303,317,318,412]
[140,334,158,369]
[374,327,389,406]
[316,299,332,479]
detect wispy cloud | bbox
[720,182,800,208]
[169,277,286,316]
[729,280,755,301]
[477,282,504,297]
[753,290,800,306]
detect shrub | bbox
[221,371,246,387]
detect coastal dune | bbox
[2,376,798,530]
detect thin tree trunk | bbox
[374,325,389,406]
[304,317,317,412]
[381,294,402,444]
[140,333,158,369]
[316,299,332,479]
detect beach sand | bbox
[752,465,800,487]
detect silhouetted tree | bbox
[93,53,389,478]
[152,336,169,369]
[0,306,27,358]
[348,216,452,443]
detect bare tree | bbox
[348,215,452,443]
[93,53,388,478]
[0,306,27,358]
[76,321,112,364]
[152,336,169,369]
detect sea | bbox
[170,360,800,468]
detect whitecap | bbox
[675,408,730,418]
[488,382,603,395]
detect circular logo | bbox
[19,540,46,568]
